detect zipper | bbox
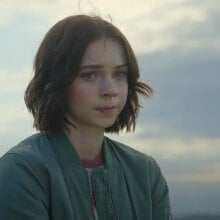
[86,170,96,220]
[104,169,117,220]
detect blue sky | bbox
[0,0,220,217]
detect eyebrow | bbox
[79,63,128,70]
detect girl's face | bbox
[66,37,128,132]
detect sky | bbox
[0,0,220,217]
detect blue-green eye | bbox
[81,73,97,80]
[115,72,127,78]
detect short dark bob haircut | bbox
[24,15,153,133]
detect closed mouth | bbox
[96,106,117,110]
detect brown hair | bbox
[24,15,153,133]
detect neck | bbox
[63,125,104,160]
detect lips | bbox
[97,106,116,110]
[95,106,117,114]
[96,105,117,109]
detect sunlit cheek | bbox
[75,91,90,103]
[68,86,93,108]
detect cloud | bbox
[1,0,219,54]
[102,0,220,53]
[109,131,220,159]
[137,44,220,139]
[168,172,220,183]
[0,106,28,134]
[0,67,32,146]
[0,68,31,92]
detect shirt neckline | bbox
[81,148,104,168]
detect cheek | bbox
[69,86,93,107]
[121,83,128,100]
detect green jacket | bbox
[0,132,171,220]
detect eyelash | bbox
[80,71,127,80]
[114,71,127,78]
[81,72,97,80]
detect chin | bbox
[103,122,116,130]
[95,118,118,130]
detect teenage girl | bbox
[0,15,171,220]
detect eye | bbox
[114,71,127,79]
[81,72,97,80]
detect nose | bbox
[100,77,118,97]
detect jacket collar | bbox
[47,131,116,169]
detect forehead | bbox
[80,37,126,66]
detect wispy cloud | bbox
[1,0,219,53]
[109,132,220,160]
[168,169,220,183]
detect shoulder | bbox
[105,136,156,161]
[2,133,53,162]
[105,136,161,176]
[105,137,168,194]
[0,134,51,215]
[5,133,50,155]
[0,133,58,183]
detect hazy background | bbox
[0,0,219,217]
